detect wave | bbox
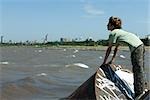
[65,63,89,69]
[36,73,47,76]
[119,54,126,58]
[0,61,9,65]
[1,78,40,100]
[73,49,79,53]
[1,76,55,100]
[66,54,76,58]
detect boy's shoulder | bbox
[110,29,122,35]
[111,29,123,33]
[111,29,129,35]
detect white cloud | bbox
[82,3,104,18]
[84,4,104,15]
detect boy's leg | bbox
[131,45,145,98]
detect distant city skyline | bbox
[0,0,150,42]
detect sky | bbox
[0,0,150,42]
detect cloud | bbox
[84,4,104,15]
[82,3,104,18]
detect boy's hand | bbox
[108,60,113,64]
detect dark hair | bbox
[109,16,122,29]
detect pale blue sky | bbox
[0,0,149,42]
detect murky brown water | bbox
[0,47,149,100]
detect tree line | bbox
[0,37,149,46]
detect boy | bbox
[102,16,145,98]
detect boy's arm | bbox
[109,44,119,64]
[102,43,113,65]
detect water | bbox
[0,46,149,100]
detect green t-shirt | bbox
[109,29,143,52]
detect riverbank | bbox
[53,45,150,51]
[0,45,150,51]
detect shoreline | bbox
[53,45,150,51]
[0,45,150,51]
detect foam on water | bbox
[63,49,66,51]
[110,53,114,56]
[73,63,89,68]
[73,49,79,53]
[66,55,76,58]
[65,63,89,69]
[38,50,42,52]
[36,73,47,77]
[0,61,9,65]
[99,56,103,59]
[72,55,76,58]
[119,55,126,58]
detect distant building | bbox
[60,38,71,42]
[43,34,48,44]
[1,36,4,43]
